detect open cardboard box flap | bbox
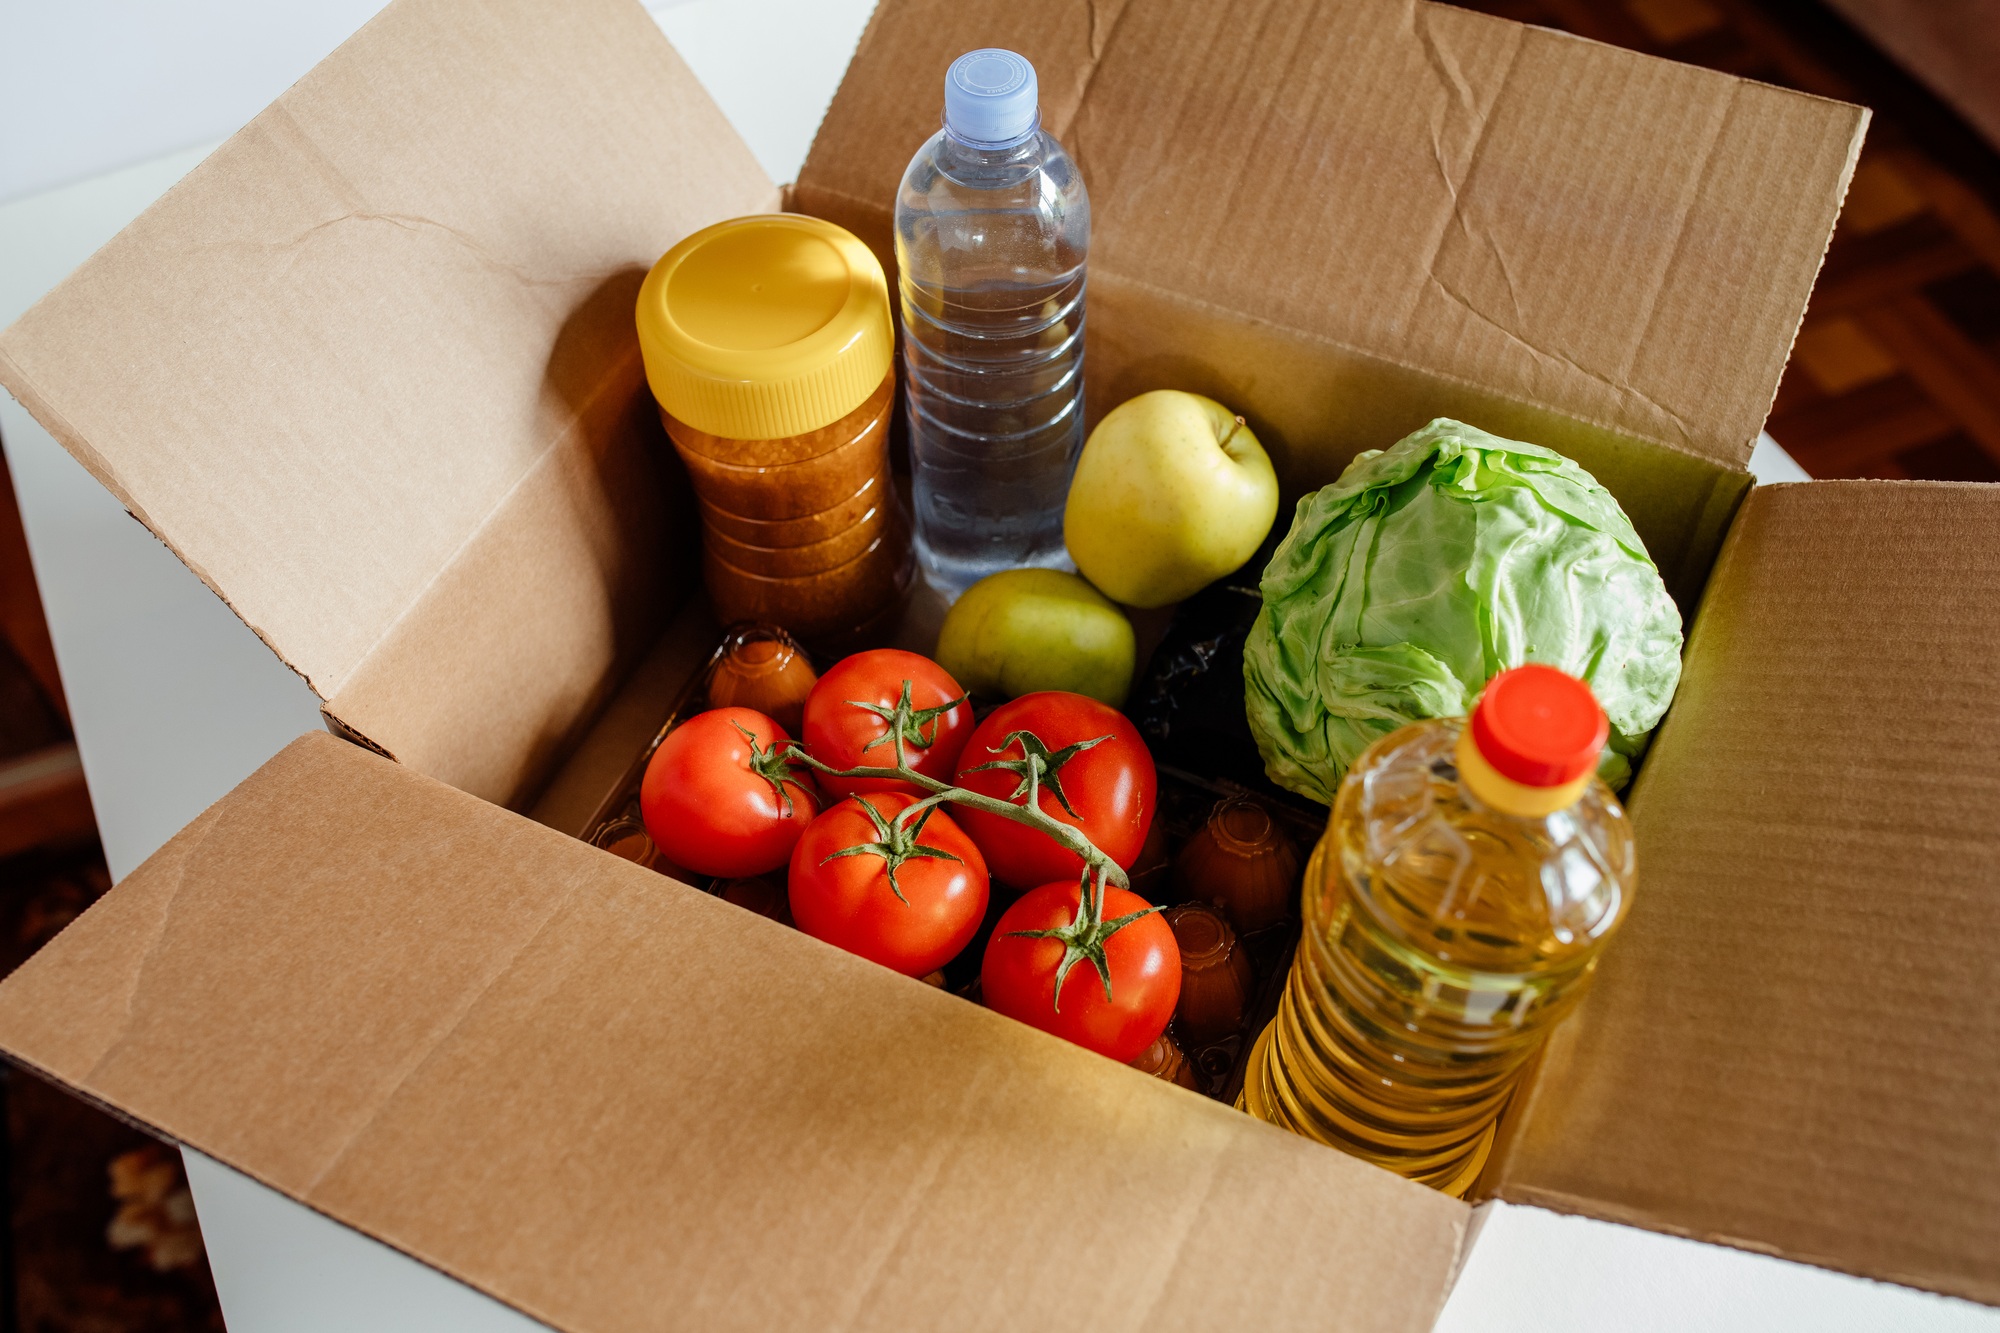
[0,0,779,807]
[1490,480,2000,1306]
[800,0,1864,480]
[3,0,1995,1322]
[0,731,1467,1333]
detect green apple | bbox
[1064,390,1279,608]
[935,568,1136,707]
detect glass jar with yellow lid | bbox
[636,215,908,647]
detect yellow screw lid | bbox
[636,214,894,442]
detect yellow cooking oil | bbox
[1240,671,1636,1196]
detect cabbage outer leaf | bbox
[1244,418,1684,804]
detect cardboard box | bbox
[0,0,1993,1327]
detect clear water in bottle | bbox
[894,48,1090,597]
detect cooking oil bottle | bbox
[1240,665,1636,1196]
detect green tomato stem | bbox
[774,681,1167,1009]
[784,748,1132,895]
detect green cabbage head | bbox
[1244,418,1683,803]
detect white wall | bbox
[0,0,394,204]
[0,0,878,206]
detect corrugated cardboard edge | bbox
[0,334,325,701]
[0,732,1474,1333]
[0,0,776,806]
[0,330,399,758]
[3,1045,564,1330]
[805,154,1795,480]
[1730,100,1869,466]
[0,324,411,763]
[1487,480,2000,1308]
[0,738,570,1325]
[805,136,1790,485]
[797,0,1871,473]
[0,336,413,771]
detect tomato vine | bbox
[781,680,1160,1004]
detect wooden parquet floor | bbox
[3,845,227,1333]
[1451,0,2000,481]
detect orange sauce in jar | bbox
[638,216,910,648]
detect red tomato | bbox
[981,879,1180,1063]
[639,708,818,879]
[952,692,1156,890]
[789,792,990,976]
[802,650,973,799]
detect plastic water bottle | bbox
[894,48,1090,598]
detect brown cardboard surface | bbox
[1491,482,2000,1305]
[0,0,773,807]
[801,0,1866,472]
[1083,274,1756,610]
[525,595,719,839]
[0,0,1958,1314]
[0,732,1468,1332]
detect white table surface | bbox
[0,2,1986,1330]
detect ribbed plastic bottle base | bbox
[1237,1016,1498,1199]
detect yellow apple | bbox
[935,568,1135,707]
[1064,390,1279,608]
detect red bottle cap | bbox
[1469,665,1609,787]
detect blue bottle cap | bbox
[944,48,1039,147]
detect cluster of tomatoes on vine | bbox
[639,648,1180,1064]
